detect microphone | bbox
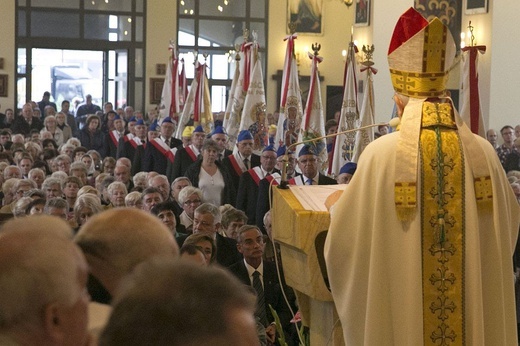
[278,122,388,189]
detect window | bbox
[177,0,268,112]
[16,0,146,112]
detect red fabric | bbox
[388,7,428,55]
[462,45,486,134]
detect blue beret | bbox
[161,117,174,124]
[339,162,357,175]
[276,145,294,158]
[211,126,227,136]
[113,114,121,121]
[237,130,253,142]
[193,125,205,133]
[128,116,137,123]
[148,120,158,132]
[214,119,223,127]
[135,119,145,126]
[298,145,317,157]
[263,145,276,153]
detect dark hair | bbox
[42,138,58,150]
[179,243,205,256]
[150,201,177,216]
[141,187,161,200]
[25,198,46,215]
[73,146,88,156]
[501,125,514,134]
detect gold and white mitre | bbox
[388,7,492,221]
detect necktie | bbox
[243,158,250,170]
[252,271,267,326]
[306,178,313,185]
[165,138,170,147]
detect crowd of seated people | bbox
[0,95,517,345]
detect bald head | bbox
[74,208,178,295]
[0,216,89,345]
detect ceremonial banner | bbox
[225,39,254,150]
[275,33,303,150]
[179,58,188,112]
[460,45,487,137]
[158,41,181,123]
[239,59,268,154]
[329,41,359,175]
[352,49,376,163]
[175,62,213,139]
[298,49,327,169]
[223,52,240,129]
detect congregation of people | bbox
[0,88,518,345]
[0,92,343,345]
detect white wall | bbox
[489,0,520,131]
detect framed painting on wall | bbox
[0,75,7,97]
[288,0,323,35]
[149,78,164,105]
[354,0,370,26]
[465,0,488,14]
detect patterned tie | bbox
[306,178,313,185]
[243,158,250,170]
[252,271,267,326]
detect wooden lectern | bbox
[272,185,344,346]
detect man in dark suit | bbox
[131,120,156,176]
[210,125,232,161]
[143,117,182,174]
[228,225,295,345]
[192,203,242,267]
[236,145,279,226]
[167,125,205,182]
[255,146,298,233]
[222,130,261,193]
[105,113,126,158]
[11,103,43,136]
[288,145,337,185]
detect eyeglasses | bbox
[184,199,202,205]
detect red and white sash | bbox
[288,175,305,186]
[122,133,135,142]
[185,145,199,162]
[132,136,145,149]
[265,172,281,186]
[248,167,265,185]
[109,130,121,147]
[151,138,177,163]
[228,153,247,176]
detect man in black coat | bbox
[11,103,43,136]
[143,117,182,174]
[222,130,261,193]
[228,225,295,344]
[236,145,279,226]
[104,113,126,158]
[192,203,242,267]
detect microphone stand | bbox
[278,122,388,189]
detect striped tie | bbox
[252,270,267,326]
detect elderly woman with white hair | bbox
[41,115,64,146]
[106,181,128,209]
[177,186,204,233]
